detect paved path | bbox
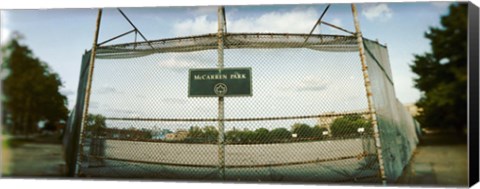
[1,135,66,178]
[1,134,11,175]
[396,132,468,187]
[1,131,470,187]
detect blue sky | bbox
[1,2,454,129]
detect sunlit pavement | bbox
[1,134,65,178]
[1,134,11,175]
[396,132,468,187]
[0,131,469,187]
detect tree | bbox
[203,125,219,142]
[311,125,328,138]
[238,128,256,143]
[188,126,205,138]
[291,123,313,139]
[2,34,69,136]
[85,114,106,157]
[410,4,467,131]
[269,128,291,141]
[254,128,269,142]
[330,114,370,137]
[85,114,106,136]
[226,127,242,143]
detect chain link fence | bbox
[364,40,420,182]
[63,8,420,184]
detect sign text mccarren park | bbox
[188,68,252,97]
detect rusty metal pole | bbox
[75,8,103,177]
[217,6,226,180]
[351,4,387,185]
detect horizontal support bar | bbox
[88,153,376,168]
[106,111,371,122]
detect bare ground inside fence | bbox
[78,138,379,183]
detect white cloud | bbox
[96,85,119,94]
[362,4,393,22]
[324,18,344,34]
[0,11,11,44]
[431,2,450,10]
[173,7,321,36]
[297,78,328,91]
[173,15,217,36]
[156,53,208,71]
[1,28,11,44]
[281,76,330,92]
[330,18,342,28]
[89,101,100,109]
[59,88,75,96]
[108,108,135,116]
[229,7,319,33]
[189,6,217,15]
[162,98,187,105]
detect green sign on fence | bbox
[188,68,252,97]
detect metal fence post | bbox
[75,8,103,177]
[351,4,387,185]
[217,6,226,180]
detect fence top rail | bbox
[105,111,371,122]
[95,33,384,59]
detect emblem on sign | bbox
[214,83,228,96]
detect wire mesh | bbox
[364,40,419,182]
[71,34,380,182]
[64,32,418,184]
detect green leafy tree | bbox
[330,114,370,137]
[85,114,106,137]
[86,114,106,130]
[188,126,205,138]
[203,125,219,142]
[291,123,313,138]
[312,125,328,138]
[238,128,256,143]
[2,34,68,136]
[254,128,270,142]
[226,127,242,143]
[410,3,467,131]
[269,128,291,141]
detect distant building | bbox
[104,128,151,140]
[317,111,336,134]
[151,129,173,140]
[404,103,420,117]
[317,110,370,134]
[151,133,166,140]
[165,129,188,141]
[165,133,176,140]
